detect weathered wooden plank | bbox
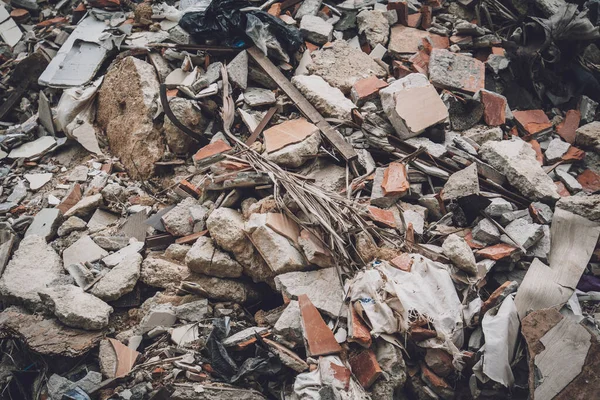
[247,46,357,161]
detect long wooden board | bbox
[247,46,358,161]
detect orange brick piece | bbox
[513,110,552,136]
[298,294,342,357]
[351,76,389,104]
[349,350,383,389]
[556,110,580,144]
[367,206,396,228]
[382,162,409,196]
[476,243,518,260]
[480,90,507,126]
[193,140,231,162]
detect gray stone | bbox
[191,62,222,93]
[0,235,63,311]
[58,216,87,237]
[139,304,176,334]
[7,180,27,204]
[98,339,117,378]
[101,183,126,203]
[472,218,500,245]
[535,0,566,17]
[141,256,189,289]
[499,209,531,225]
[274,268,345,318]
[480,139,559,201]
[66,263,93,288]
[305,161,346,193]
[442,234,477,275]
[47,371,102,400]
[8,136,56,159]
[169,25,191,44]
[292,75,355,119]
[38,285,113,330]
[357,10,390,48]
[575,121,600,150]
[244,87,276,107]
[68,165,88,182]
[161,197,198,237]
[247,216,308,274]
[442,163,479,201]
[296,0,322,19]
[174,299,211,322]
[87,209,119,233]
[227,50,248,90]
[102,240,144,268]
[484,198,513,217]
[579,96,597,124]
[273,300,302,344]
[300,15,333,45]
[531,202,553,224]
[555,169,583,193]
[556,195,600,221]
[165,243,191,262]
[185,236,243,278]
[529,224,551,259]
[92,253,142,301]
[24,208,61,241]
[500,218,544,249]
[405,137,448,158]
[429,49,484,93]
[298,231,334,269]
[25,173,52,191]
[307,40,387,94]
[63,235,108,268]
[545,138,570,163]
[222,326,268,347]
[462,125,503,145]
[187,274,261,304]
[93,235,130,251]
[64,194,103,218]
[265,132,321,168]
[163,98,206,154]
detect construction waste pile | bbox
[3,0,600,398]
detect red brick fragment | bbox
[367,206,396,228]
[10,9,29,22]
[562,146,585,161]
[420,363,454,399]
[393,60,413,79]
[577,169,600,193]
[555,181,571,197]
[298,294,341,357]
[351,76,388,104]
[349,350,383,389]
[480,281,513,315]
[410,326,437,341]
[57,184,82,215]
[193,140,231,162]
[409,49,430,75]
[491,47,505,55]
[390,253,413,271]
[382,162,409,196]
[464,230,485,249]
[556,110,580,144]
[407,13,422,28]
[267,2,281,16]
[36,16,69,27]
[476,243,518,260]
[175,230,207,245]
[420,6,432,29]
[529,140,544,165]
[348,305,372,348]
[424,348,454,377]
[513,110,552,136]
[388,1,408,25]
[480,90,507,126]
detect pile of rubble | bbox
[2,0,600,398]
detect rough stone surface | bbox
[442,234,477,275]
[185,236,243,278]
[58,216,87,237]
[141,256,189,289]
[555,169,582,193]
[38,285,113,330]
[163,98,206,154]
[545,138,570,163]
[227,50,248,90]
[102,241,144,268]
[91,253,142,301]
[165,243,191,262]
[295,0,322,19]
[575,121,600,150]
[357,10,390,48]
[300,15,333,45]
[307,41,387,94]
[305,161,346,193]
[161,197,199,237]
[274,268,345,317]
[485,198,514,217]
[24,208,62,241]
[63,235,108,268]
[442,163,479,201]
[500,218,544,249]
[244,87,276,107]
[556,195,600,221]
[98,339,117,378]
[0,235,63,311]
[206,207,273,283]
[462,125,503,145]
[273,300,303,344]
[249,220,307,274]
[292,75,355,120]
[265,132,321,168]
[472,219,500,244]
[429,49,485,93]
[97,56,164,179]
[187,274,260,304]
[64,194,103,218]
[480,139,559,201]
[174,299,211,322]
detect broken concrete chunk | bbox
[545,138,570,163]
[461,125,503,145]
[227,50,248,90]
[186,274,260,304]
[429,49,485,93]
[300,15,333,45]
[274,300,303,344]
[500,218,544,249]
[472,218,500,245]
[141,256,189,289]
[485,197,514,217]
[87,208,119,232]
[163,98,207,154]
[161,197,199,237]
[556,195,600,221]
[442,234,477,275]
[244,87,276,107]
[102,240,144,268]
[292,74,355,120]
[96,56,164,179]
[63,235,108,268]
[388,25,448,57]
[185,236,243,278]
[0,235,63,311]
[24,208,61,241]
[174,299,211,322]
[139,304,176,334]
[575,121,600,150]
[275,268,345,318]
[91,253,142,301]
[63,193,103,218]
[8,136,56,159]
[480,139,559,201]
[38,284,113,330]
[25,173,52,191]
[307,40,387,94]
[442,163,479,201]
[263,118,319,153]
[555,169,582,193]
[357,10,390,48]
[295,0,322,19]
